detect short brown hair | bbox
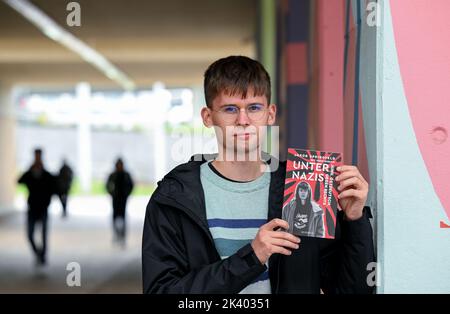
[204,56,271,108]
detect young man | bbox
[142,56,375,294]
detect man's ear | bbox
[267,104,277,126]
[201,106,213,128]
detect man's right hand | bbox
[251,218,301,265]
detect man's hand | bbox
[251,219,301,265]
[336,165,369,221]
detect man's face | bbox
[202,88,276,160]
[298,187,308,200]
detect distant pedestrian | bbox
[18,148,57,266]
[57,159,73,218]
[106,158,134,246]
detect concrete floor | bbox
[0,195,149,293]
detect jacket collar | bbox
[153,152,286,234]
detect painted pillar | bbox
[286,0,310,150]
[276,0,310,158]
[311,0,345,153]
[377,0,450,293]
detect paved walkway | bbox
[0,195,149,293]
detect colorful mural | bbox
[390,0,450,226]
[274,0,450,292]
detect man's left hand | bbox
[335,165,368,221]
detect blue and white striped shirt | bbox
[200,162,271,294]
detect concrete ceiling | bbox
[0,0,257,89]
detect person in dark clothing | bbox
[56,159,73,218]
[282,181,325,237]
[142,56,375,294]
[18,148,57,266]
[106,158,134,245]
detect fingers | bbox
[270,230,301,244]
[253,219,303,263]
[270,238,300,250]
[263,218,289,231]
[337,176,365,192]
[336,165,368,186]
[336,165,363,179]
[270,246,293,256]
[338,188,365,200]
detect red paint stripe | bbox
[286,42,308,84]
[316,0,345,153]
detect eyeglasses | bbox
[212,103,268,122]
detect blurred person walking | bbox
[106,158,134,246]
[56,159,73,218]
[18,148,57,266]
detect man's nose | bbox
[236,108,250,125]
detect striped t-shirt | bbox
[200,162,271,294]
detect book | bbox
[282,148,343,239]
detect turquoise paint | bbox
[377,0,450,293]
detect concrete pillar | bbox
[76,82,92,192]
[152,82,170,183]
[258,0,277,102]
[0,83,17,214]
[258,0,277,156]
[191,86,204,128]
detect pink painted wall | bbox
[315,0,344,153]
[390,0,450,224]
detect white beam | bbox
[3,0,135,91]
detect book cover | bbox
[282,148,343,239]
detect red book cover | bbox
[282,148,343,239]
